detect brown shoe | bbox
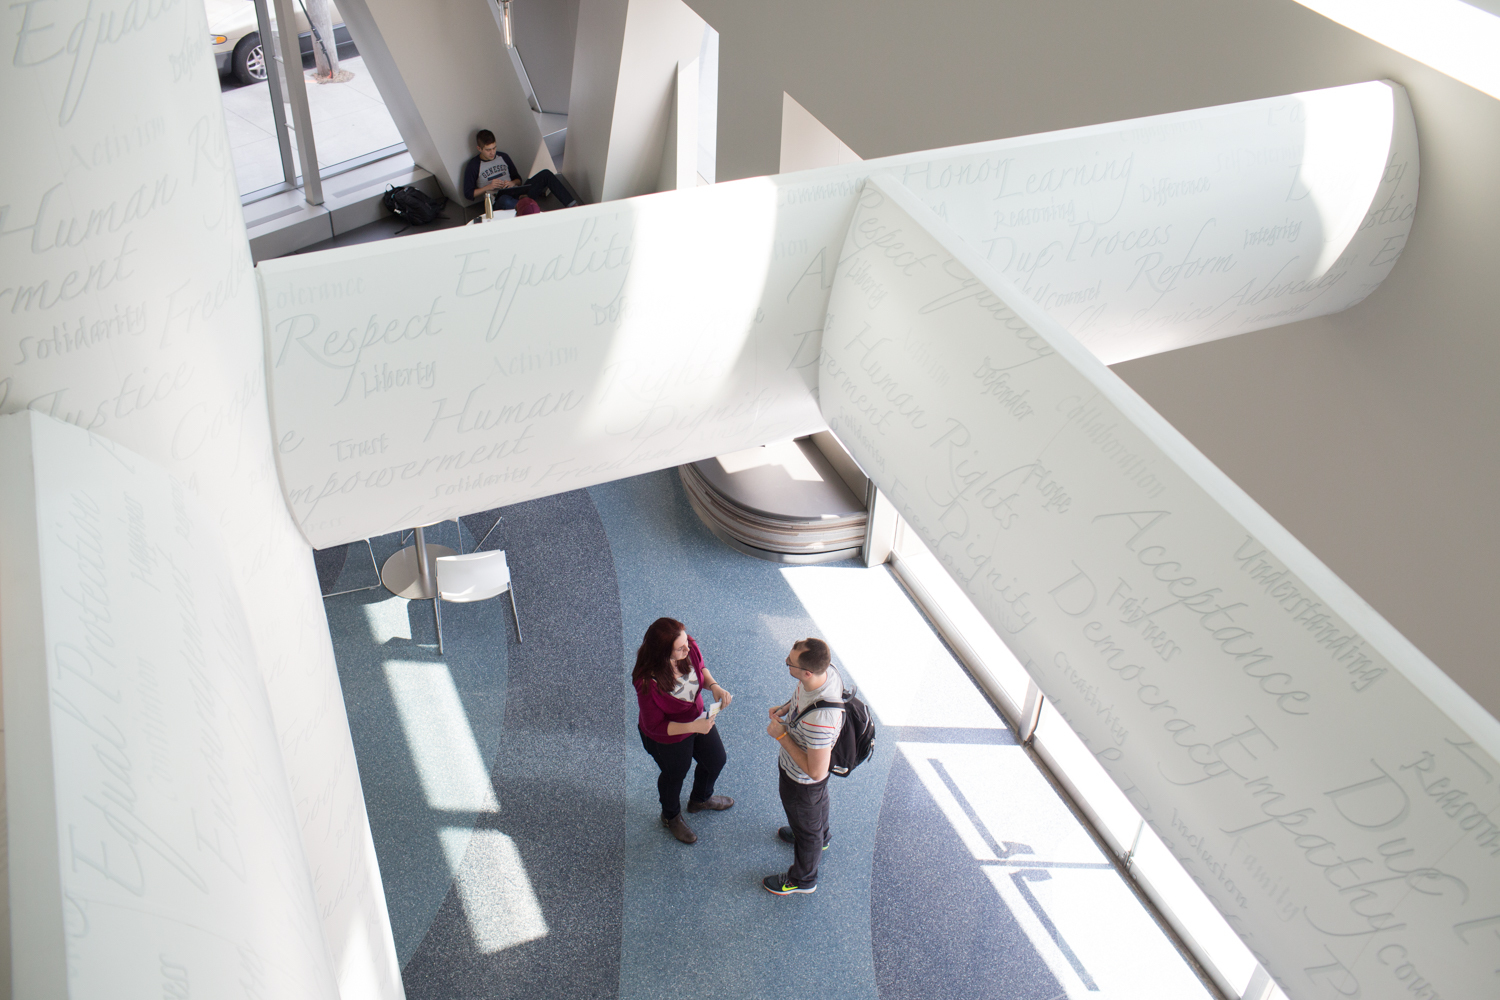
[687,795,735,813]
[662,814,697,844]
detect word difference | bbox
[1138,176,1210,207]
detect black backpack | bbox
[383,185,448,226]
[793,685,876,777]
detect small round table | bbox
[380,524,455,600]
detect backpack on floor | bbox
[383,184,448,225]
[794,685,877,777]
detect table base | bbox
[381,544,456,600]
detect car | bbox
[207,0,352,86]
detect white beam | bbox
[261,81,1418,549]
[819,172,1499,1000]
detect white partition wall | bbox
[0,3,401,996]
[261,80,1416,549]
[565,0,709,203]
[818,174,1500,1000]
[910,80,1418,365]
[259,180,829,548]
[0,413,341,999]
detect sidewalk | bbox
[219,54,405,195]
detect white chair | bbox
[433,549,523,654]
[319,538,384,598]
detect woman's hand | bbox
[710,684,733,709]
[666,716,716,736]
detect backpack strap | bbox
[787,680,857,724]
[790,698,845,724]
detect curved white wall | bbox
[682,0,1500,721]
[820,173,1500,1000]
[0,413,342,999]
[262,81,1415,549]
[0,3,401,996]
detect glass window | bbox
[297,0,405,174]
[890,517,1035,711]
[207,0,405,200]
[887,506,1274,1000]
[1130,824,1260,989]
[1032,699,1148,853]
[210,0,291,195]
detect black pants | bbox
[779,769,830,887]
[639,726,726,819]
[496,169,569,209]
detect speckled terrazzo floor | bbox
[315,469,1216,1000]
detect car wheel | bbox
[233,33,268,85]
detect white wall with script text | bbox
[0,3,401,996]
[683,0,1500,719]
[261,81,1414,549]
[0,413,342,999]
[818,173,1500,1000]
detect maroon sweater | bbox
[635,636,707,743]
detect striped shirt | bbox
[777,667,844,784]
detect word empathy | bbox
[818,176,1495,1000]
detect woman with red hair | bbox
[633,617,734,843]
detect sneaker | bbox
[687,795,734,813]
[777,826,830,850]
[763,874,816,895]
[662,813,697,844]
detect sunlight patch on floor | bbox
[779,563,1009,729]
[904,742,1211,1000]
[439,828,550,954]
[384,660,499,813]
[362,594,414,644]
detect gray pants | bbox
[779,769,830,887]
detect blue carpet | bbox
[400,490,625,1000]
[871,751,1061,1000]
[590,470,895,1000]
[321,469,1215,1000]
[321,519,508,966]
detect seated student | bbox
[462,129,578,209]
